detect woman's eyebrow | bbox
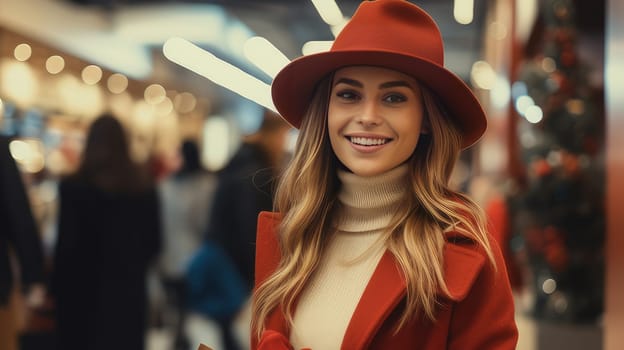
[334,78,416,91]
[333,77,363,88]
[379,80,415,90]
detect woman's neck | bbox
[334,164,409,233]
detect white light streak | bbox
[244,36,291,78]
[330,18,349,37]
[515,0,538,43]
[163,37,276,112]
[310,0,344,26]
[454,0,474,25]
[302,40,333,55]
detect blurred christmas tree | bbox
[510,0,605,323]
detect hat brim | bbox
[271,50,486,148]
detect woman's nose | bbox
[356,101,381,126]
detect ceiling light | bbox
[310,0,344,26]
[144,84,167,105]
[46,55,65,74]
[244,36,290,78]
[107,73,129,94]
[14,43,32,62]
[454,0,474,25]
[302,41,333,56]
[163,37,276,112]
[173,92,197,114]
[81,65,103,85]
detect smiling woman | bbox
[248,1,518,350]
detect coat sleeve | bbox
[51,181,82,296]
[447,238,519,350]
[0,136,44,290]
[142,187,162,263]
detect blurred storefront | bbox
[0,26,210,250]
[472,0,607,348]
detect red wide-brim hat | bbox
[271,0,487,148]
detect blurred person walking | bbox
[51,114,161,350]
[205,110,291,350]
[184,237,247,350]
[208,110,291,293]
[0,135,45,350]
[158,139,217,350]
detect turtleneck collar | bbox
[334,164,409,233]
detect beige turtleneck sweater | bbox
[290,164,408,350]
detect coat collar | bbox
[254,211,486,350]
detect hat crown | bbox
[331,0,444,65]
[271,0,487,148]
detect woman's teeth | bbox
[349,137,388,146]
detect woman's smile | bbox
[345,134,394,153]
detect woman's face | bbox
[327,66,426,177]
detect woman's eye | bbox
[335,90,360,101]
[383,94,407,103]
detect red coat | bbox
[253,212,518,350]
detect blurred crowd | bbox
[0,109,291,350]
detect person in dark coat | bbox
[205,110,290,350]
[51,114,161,350]
[0,135,45,349]
[207,110,291,293]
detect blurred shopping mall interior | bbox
[1,0,623,349]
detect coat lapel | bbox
[341,250,407,349]
[340,237,487,350]
[442,240,486,302]
[254,212,290,342]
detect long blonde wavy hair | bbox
[252,73,495,337]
